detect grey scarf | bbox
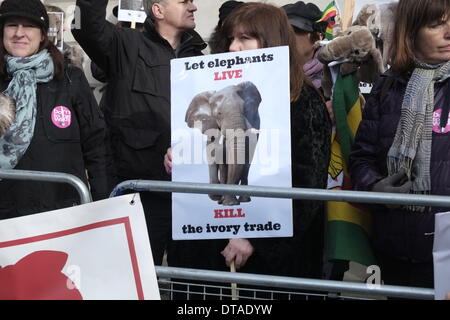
[387,60,450,212]
[0,50,54,169]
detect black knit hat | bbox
[218,1,243,26]
[282,1,324,33]
[0,0,49,32]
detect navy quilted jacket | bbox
[350,70,450,263]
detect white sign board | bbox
[433,211,450,300]
[0,194,160,300]
[118,0,146,23]
[170,46,293,240]
[48,12,64,52]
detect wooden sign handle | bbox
[230,261,238,300]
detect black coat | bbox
[244,83,331,278]
[73,0,206,181]
[350,71,450,263]
[0,66,108,219]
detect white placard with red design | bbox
[0,194,160,300]
[170,46,293,240]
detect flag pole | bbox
[341,0,355,31]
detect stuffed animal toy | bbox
[378,2,397,67]
[64,44,85,70]
[352,2,397,68]
[319,25,385,99]
[353,4,380,37]
[0,93,15,137]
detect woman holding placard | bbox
[167,2,331,288]
[218,1,331,279]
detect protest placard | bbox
[170,46,293,240]
[433,211,450,300]
[48,11,64,52]
[118,0,146,24]
[0,194,159,300]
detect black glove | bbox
[372,169,413,210]
[372,169,413,194]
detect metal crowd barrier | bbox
[110,180,439,300]
[0,169,92,204]
[110,180,450,208]
[155,266,434,300]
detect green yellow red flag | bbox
[326,71,376,266]
[318,1,339,40]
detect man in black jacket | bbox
[72,0,206,266]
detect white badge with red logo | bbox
[51,106,72,129]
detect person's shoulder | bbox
[64,65,84,78]
[370,68,408,101]
[186,29,206,41]
[297,83,324,106]
[290,84,326,125]
[58,64,89,87]
[184,29,207,50]
[377,68,408,85]
[301,82,320,94]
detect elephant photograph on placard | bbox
[185,81,262,206]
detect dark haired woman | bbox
[282,1,326,89]
[217,1,331,280]
[350,0,450,288]
[0,0,108,219]
[167,2,331,284]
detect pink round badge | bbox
[51,106,72,129]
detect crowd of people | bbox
[0,0,449,296]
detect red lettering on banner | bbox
[213,69,243,81]
[214,209,224,218]
[214,208,246,218]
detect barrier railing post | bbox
[110,179,441,300]
[110,180,450,208]
[0,169,92,204]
